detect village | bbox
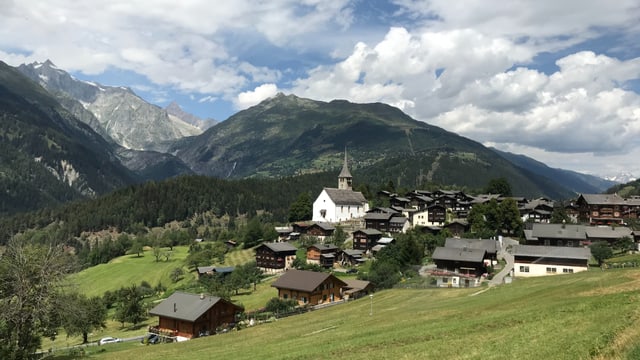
[140,152,640,343]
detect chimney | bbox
[200,293,205,300]
[173,303,177,312]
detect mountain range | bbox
[0,60,622,215]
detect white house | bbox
[312,151,369,223]
[513,245,591,277]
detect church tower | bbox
[338,149,353,190]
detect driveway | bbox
[488,237,518,286]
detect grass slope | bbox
[69,246,256,297]
[83,268,640,360]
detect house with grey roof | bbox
[271,269,347,306]
[527,223,587,247]
[148,292,243,339]
[255,242,298,274]
[513,245,591,277]
[352,228,382,252]
[306,243,339,268]
[444,238,498,261]
[585,226,633,245]
[429,246,488,288]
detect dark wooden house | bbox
[255,242,298,274]
[148,292,243,339]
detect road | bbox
[488,237,518,286]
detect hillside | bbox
[606,178,640,197]
[89,268,640,359]
[172,94,574,199]
[492,148,616,194]
[0,61,137,215]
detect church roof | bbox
[338,151,352,178]
[323,188,367,205]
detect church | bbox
[312,151,369,223]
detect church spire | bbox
[338,148,353,190]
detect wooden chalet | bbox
[389,216,410,233]
[306,243,339,268]
[585,226,633,246]
[431,246,488,277]
[338,249,366,266]
[352,228,382,252]
[443,219,469,237]
[306,222,335,240]
[513,245,591,277]
[148,292,243,339]
[196,266,235,278]
[271,270,347,306]
[525,223,586,247]
[255,242,298,274]
[426,204,446,225]
[364,212,393,232]
[444,237,498,262]
[576,194,640,225]
[342,279,374,299]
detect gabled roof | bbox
[432,247,486,263]
[378,237,395,245]
[341,249,364,257]
[585,226,633,239]
[353,228,382,236]
[390,216,409,225]
[364,212,394,220]
[258,242,298,253]
[342,279,372,292]
[531,223,586,240]
[444,238,498,253]
[513,245,591,260]
[578,193,626,205]
[149,292,242,322]
[310,222,336,231]
[271,270,347,292]
[323,188,367,205]
[309,243,339,252]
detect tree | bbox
[0,240,75,358]
[288,192,313,222]
[485,177,512,197]
[170,267,184,283]
[550,206,571,224]
[614,236,633,253]
[130,240,144,257]
[590,242,613,266]
[60,293,107,344]
[330,225,347,247]
[243,217,263,248]
[113,285,147,328]
[498,198,523,236]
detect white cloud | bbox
[235,83,279,109]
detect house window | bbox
[301,296,307,303]
[544,240,550,246]
[563,268,574,273]
[567,241,573,247]
[442,277,448,283]
[283,294,288,299]
[519,266,530,273]
[546,267,557,273]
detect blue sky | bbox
[1,0,640,178]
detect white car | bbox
[99,337,122,345]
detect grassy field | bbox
[41,246,260,352]
[68,246,256,297]
[62,267,640,360]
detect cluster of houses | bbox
[144,152,640,340]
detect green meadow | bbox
[67,268,640,360]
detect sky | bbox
[1,0,640,179]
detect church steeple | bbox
[338,148,352,190]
